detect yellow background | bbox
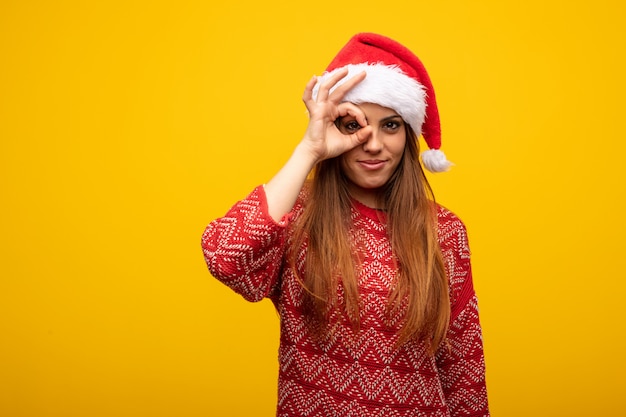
[1,0,625,416]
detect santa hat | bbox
[313,33,452,172]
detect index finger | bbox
[336,101,368,130]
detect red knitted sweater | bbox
[201,186,489,417]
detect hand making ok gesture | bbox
[300,68,373,163]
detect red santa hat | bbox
[313,33,452,172]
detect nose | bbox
[362,129,383,153]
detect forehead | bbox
[354,102,402,120]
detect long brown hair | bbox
[288,127,450,351]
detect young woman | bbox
[202,33,489,417]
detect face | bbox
[336,103,407,208]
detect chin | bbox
[358,182,386,191]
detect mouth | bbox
[358,160,386,170]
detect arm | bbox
[264,69,372,221]
[435,211,489,416]
[202,69,372,299]
[435,285,489,416]
[201,186,291,302]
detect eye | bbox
[338,119,362,134]
[383,120,401,132]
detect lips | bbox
[358,160,386,170]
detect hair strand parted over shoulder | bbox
[287,127,449,352]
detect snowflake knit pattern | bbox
[202,186,489,417]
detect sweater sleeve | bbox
[201,185,294,302]
[435,208,489,417]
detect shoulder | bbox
[436,204,470,257]
[436,204,475,314]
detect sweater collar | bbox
[350,198,387,223]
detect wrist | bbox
[293,141,322,168]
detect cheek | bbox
[338,150,361,182]
[338,152,352,175]
[339,147,357,165]
[390,136,407,157]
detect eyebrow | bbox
[339,114,402,123]
[379,115,403,123]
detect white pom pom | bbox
[421,149,453,173]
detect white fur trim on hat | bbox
[421,149,453,172]
[312,63,427,136]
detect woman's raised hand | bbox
[263,69,372,221]
[300,69,372,162]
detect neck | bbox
[346,185,385,210]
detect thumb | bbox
[346,125,372,149]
